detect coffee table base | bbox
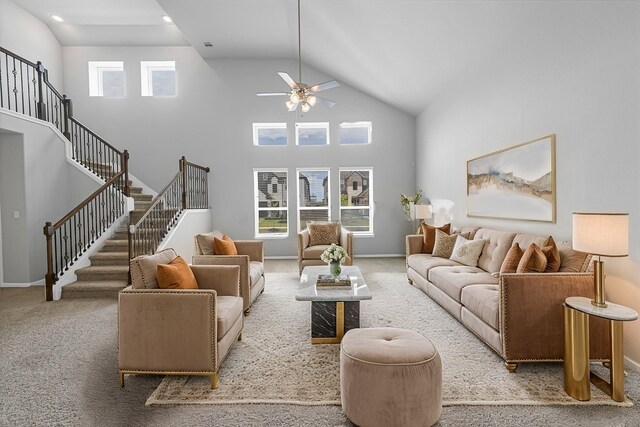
[310,301,360,344]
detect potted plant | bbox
[321,244,348,278]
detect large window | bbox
[88,61,124,97]
[253,123,287,146]
[339,121,372,145]
[295,122,329,146]
[297,169,330,231]
[140,61,176,96]
[340,168,373,234]
[254,169,288,237]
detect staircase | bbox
[62,184,152,298]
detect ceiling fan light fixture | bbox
[301,101,311,113]
[307,95,316,107]
[290,92,300,103]
[286,100,296,109]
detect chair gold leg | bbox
[504,362,518,373]
[407,277,413,285]
[244,307,251,316]
[211,373,218,389]
[238,332,243,341]
[119,372,124,387]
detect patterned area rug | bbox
[146,272,633,406]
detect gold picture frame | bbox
[466,134,556,222]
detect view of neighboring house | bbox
[341,171,369,206]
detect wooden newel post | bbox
[43,222,55,301]
[122,150,130,197]
[180,156,188,209]
[36,62,46,120]
[62,95,72,140]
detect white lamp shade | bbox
[415,204,433,220]
[572,212,629,257]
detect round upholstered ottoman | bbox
[340,328,442,427]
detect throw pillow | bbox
[449,235,486,267]
[157,256,199,289]
[432,229,458,258]
[421,223,451,254]
[500,243,524,274]
[541,236,561,272]
[517,243,548,273]
[214,235,238,255]
[195,230,224,255]
[308,222,340,246]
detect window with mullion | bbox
[339,168,373,234]
[297,169,330,231]
[254,169,288,237]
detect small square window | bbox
[253,123,287,146]
[141,61,176,96]
[88,61,124,97]
[339,121,372,145]
[296,122,329,146]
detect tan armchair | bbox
[192,231,265,315]
[297,227,353,274]
[118,249,243,389]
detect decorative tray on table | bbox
[316,274,352,287]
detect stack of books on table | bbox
[316,274,352,287]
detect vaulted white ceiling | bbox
[11,0,574,115]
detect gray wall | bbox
[62,47,416,256]
[0,113,100,283]
[415,2,640,362]
[0,0,64,90]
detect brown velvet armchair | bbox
[118,249,244,389]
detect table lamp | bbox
[414,204,432,233]
[572,212,629,308]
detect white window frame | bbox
[296,168,331,232]
[140,61,176,97]
[295,122,330,146]
[88,61,124,97]
[339,167,374,236]
[253,123,287,146]
[339,121,372,145]
[253,168,289,239]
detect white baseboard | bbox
[625,356,640,372]
[1,278,44,288]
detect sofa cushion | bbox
[500,243,523,274]
[216,296,243,339]
[512,233,550,252]
[450,236,486,267]
[432,229,458,258]
[457,227,480,240]
[474,229,517,273]
[460,284,500,330]
[308,222,340,246]
[156,256,199,289]
[130,248,178,289]
[195,230,224,255]
[556,241,592,272]
[429,265,498,303]
[214,235,238,255]
[421,223,451,253]
[517,244,547,273]
[249,261,264,286]
[303,245,331,259]
[407,254,460,278]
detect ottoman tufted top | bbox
[341,328,438,365]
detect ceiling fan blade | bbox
[278,72,299,89]
[288,101,299,112]
[315,96,336,108]
[309,80,340,93]
[256,92,289,97]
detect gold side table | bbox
[563,296,638,402]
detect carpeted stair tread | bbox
[89,252,129,266]
[131,193,153,201]
[129,186,143,194]
[62,280,128,298]
[75,265,129,282]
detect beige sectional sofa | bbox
[406,227,611,371]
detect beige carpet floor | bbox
[146,272,632,407]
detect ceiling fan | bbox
[256,0,339,112]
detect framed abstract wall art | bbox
[467,134,556,222]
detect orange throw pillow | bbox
[157,256,199,289]
[500,243,524,274]
[541,236,561,272]
[421,223,451,254]
[516,243,548,273]
[214,235,238,255]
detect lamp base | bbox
[591,300,608,308]
[591,259,607,308]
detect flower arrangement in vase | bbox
[321,244,348,278]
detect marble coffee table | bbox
[296,265,372,344]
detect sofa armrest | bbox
[406,235,423,257]
[499,272,610,362]
[233,240,264,263]
[339,228,353,261]
[192,255,249,300]
[190,265,240,296]
[297,230,310,263]
[118,289,217,372]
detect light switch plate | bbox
[13,211,19,219]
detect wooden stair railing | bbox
[44,155,130,300]
[129,157,210,260]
